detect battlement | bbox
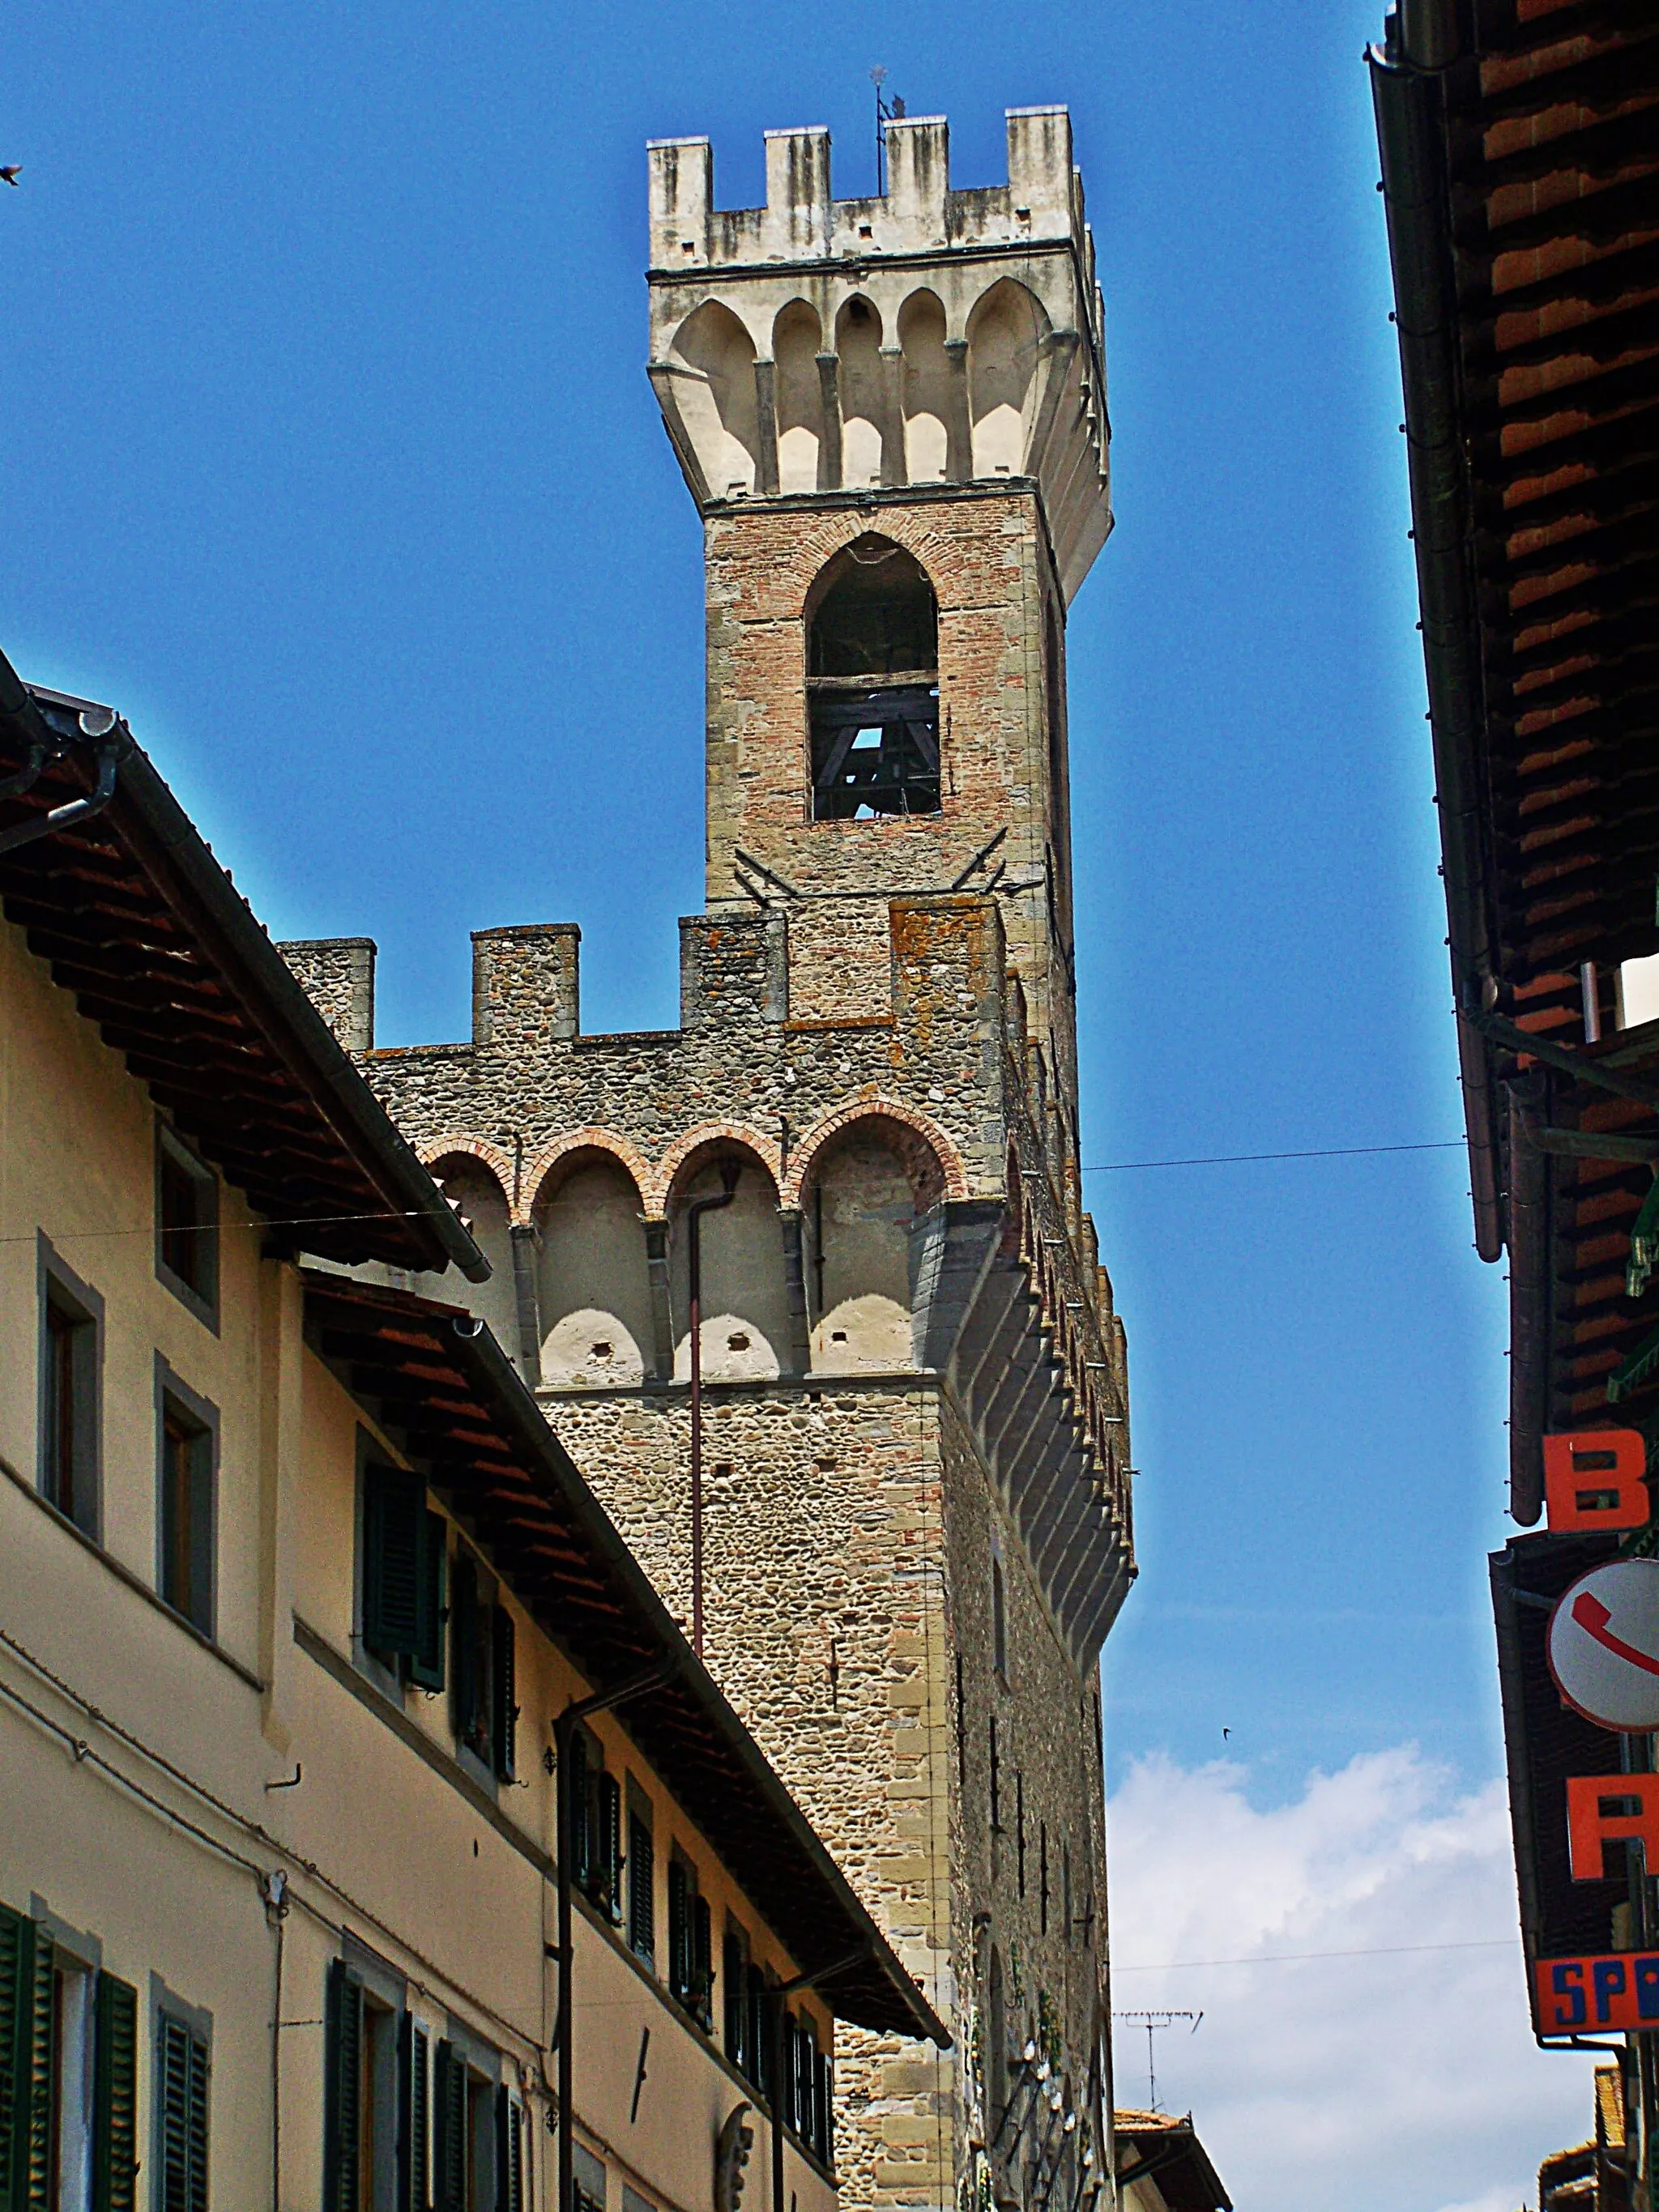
[646,108,1110,599]
[647,107,1087,271]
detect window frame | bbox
[154,1358,219,1639]
[154,1120,220,1331]
[36,1234,103,1541]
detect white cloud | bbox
[1106,1747,1601,2212]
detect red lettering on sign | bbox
[1566,1773,1659,1882]
[1545,1430,1648,1532]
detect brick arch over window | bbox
[522,1127,651,1224]
[781,1097,968,1211]
[648,1121,783,1219]
[784,510,966,625]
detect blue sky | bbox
[3,2,1508,1805]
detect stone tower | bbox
[284,104,1131,2212]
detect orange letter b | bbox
[1567,1774,1659,1882]
[1546,1430,1648,1532]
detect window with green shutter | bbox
[92,1972,139,2212]
[156,2010,209,2212]
[667,1860,689,2011]
[433,2041,467,2212]
[398,2014,430,2212]
[409,1514,447,1694]
[490,1607,517,1783]
[494,2087,524,2212]
[323,1962,363,2212]
[365,1466,425,1660]
[626,1813,654,1963]
[0,1900,52,2212]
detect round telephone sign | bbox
[1548,1557,1659,1733]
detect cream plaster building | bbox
[0,664,941,2211]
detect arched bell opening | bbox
[804,535,940,821]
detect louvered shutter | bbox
[322,1963,362,2212]
[597,1775,621,1921]
[21,1929,51,2212]
[692,1894,714,2028]
[566,1735,591,1894]
[0,1903,32,2212]
[365,1467,424,1658]
[815,2048,834,2163]
[745,1968,768,2102]
[409,1515,447,1692]
[723,1935,744,2066]
[156,2014,208,2212]
[491,1607,518,1781]
[627,1817,654,1958]
[795,2025,815,2148]
[667,1861,689,2001]
[92,1972,139,2212]
[451,1556,482,1754]
[433,2041,467,2212]
[398,2014,430,2212]
[494,2088,524,2212]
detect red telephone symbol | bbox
[1572,1591,1659,1679]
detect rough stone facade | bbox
[281,104,1128,2212]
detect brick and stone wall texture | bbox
[701,489,1079,1113]
[541,1372,1109,2212]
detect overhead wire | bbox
[1111,1934,1516,1972]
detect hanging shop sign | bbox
[1536,1952,1659,2035]
[1547,1558,1659,1733]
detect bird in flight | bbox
[0,168,21,187]
[1222,1728,1230,1741]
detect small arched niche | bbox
[668,1153,789,1383]
[898,289,952,484]
[804,1115,947,1372]
[966,279,1046,477]
[534,1152,653,1389]
[669,301,760,498]
[806,536,940,820]
[430,1157,520,1354]
[773,300,825,496]
[834,296,888,489]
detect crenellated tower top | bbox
[646,107,1111,601]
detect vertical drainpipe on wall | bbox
[510,1225,542,1388]
[685,1161,740,1657]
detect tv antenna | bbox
[869,66,905,195]
[1111,2012,1202,2114]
